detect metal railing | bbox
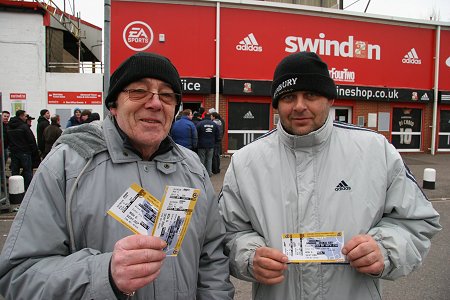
[47,61,103,73]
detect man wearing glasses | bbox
[0,53,234,299]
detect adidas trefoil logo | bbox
[243,111,255,119]
[335,180,351,191]
[402,48,422,65]
[236,33,263,52]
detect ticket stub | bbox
[108,184,200,256]
[282,231,345,263]
[107,183,161,235]
[153,186,200,256]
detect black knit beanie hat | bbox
[271,52,337,109]
[105,52,182,112]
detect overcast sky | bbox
[53,0,450,28]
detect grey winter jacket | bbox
[0,116,234,300]
[219,116,441,300]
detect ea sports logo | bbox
[123,21,154,51]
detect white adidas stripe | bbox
[404,48,419,59]
[248,33,258,45]
[239,33,259,46]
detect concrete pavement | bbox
[0,153,448,299]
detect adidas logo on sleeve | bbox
[335,180,351,191]
[236,33,263,52]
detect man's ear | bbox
[329,99,335,106]
[110,107,117,116]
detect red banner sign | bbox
[111,1,215,77]
[439,30,450,90]
[10,93,26,100]
[110,1,449,90]
[48,91,102,105]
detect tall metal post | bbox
[103,0,111,118]
[215,2,220,113]
[431,25,441,155]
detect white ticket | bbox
[282,231,345,263]
[153,186,200,256]
[108,184,200,256]
[107,183,161,235]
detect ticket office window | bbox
[180,101,202,114]
[391,108,422,151]
[438,110,450,151]
[330,107,352,123]
[227,102,270,152]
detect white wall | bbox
[0,9,104,134]
[0,11,46,129]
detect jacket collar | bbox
[277,115,332,150]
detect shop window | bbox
[438,110,450,151]
[357,116,365,127]
[227,102,270,152]
[391,108,422,151]
[378,113,390,131]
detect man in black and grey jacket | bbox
[7,110,39,190]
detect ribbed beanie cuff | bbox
[105,52,182,110]
[271,52,337,109]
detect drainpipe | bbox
[215,2,220,113]
[103,0,111,118]
[431,25,440,155]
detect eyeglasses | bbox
[122,89,179,105]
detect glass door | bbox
[227,102,270,153]
[391,107,422,151]
[438,110,450,152]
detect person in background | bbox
[85,112,101,123]
[198,106,206,119]
[25,114,35,127]
[42,114,62,158]
[80,109,92,123]
[6,110,38,191]
[210,112,223,174]
[192,111,202,126]
[36,109,50,158]
[0,52,234,300]
[66,108,82,128]
[219,51,441,299]
[2,111,10,166]
[196,113,220,176]
[25,115,41,169]
[170,109,197,151]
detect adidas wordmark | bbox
[402,48,421,64]
[335,180,351,191]
[236,33,263,52]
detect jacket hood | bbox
[55,120,107,159]
[7,116,25,129]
